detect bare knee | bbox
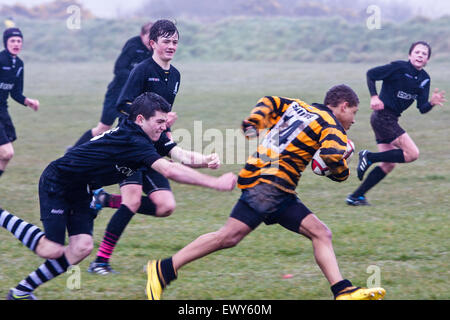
[315,224,333,242]
[66,235,94,264]
[71,238,94,259]
[404,148,419,163]
[34,236,65,260]
[151,191,176,217]
[392,134,419,163]
[155,198,176,217]
[215,228,246,249]
[0,149,14,161]
[220,235,241,249]
[300,215,332,242]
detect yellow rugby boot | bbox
[146,260,164,300]
[335,286,386,300]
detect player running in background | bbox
[0,92,236,300]
[145,85,386,300]
[71,21,153,148]
[87,19,183,274]
[0,27,39,180]
[347,41,446,206]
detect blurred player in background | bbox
[71,21,153,148]
[0,27,39,180]
[347,41,446,206]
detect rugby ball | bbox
[311,149,331,176]
[343,139,355,163]
[311,139,355,176]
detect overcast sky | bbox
[1,0,450,18]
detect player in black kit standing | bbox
[71,22,153,147]
[0,92,236,299]
[346,41,446,206]
[116,20,180,123]
[0,27,40,179]
[87,20,186,274]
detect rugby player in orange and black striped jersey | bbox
[238,95,350,194]
[145,84,386,300]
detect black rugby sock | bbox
[0,170,3,178]
[137,197,156,216]
[73,129,94,147]
[352,166,387,198]
[331,279,353,298]
[159,257,177,287]
[367,149,405,164]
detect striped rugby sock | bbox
[14,254,70,295]
[0,208,45,252]
[95,204,134,263]
[96,231,120,263]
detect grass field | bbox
[0,60,449,300]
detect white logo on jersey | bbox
[420,79,430,88]
[397,91,417,100]
[0,82,14,90]
[262,102,319,154]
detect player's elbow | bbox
[328,170,349,182]
[328,175,347,182]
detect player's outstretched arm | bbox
[151,157,236,191]
[169,146,220,169]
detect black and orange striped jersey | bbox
[238,96,350,194]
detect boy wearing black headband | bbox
[0,27,40,179]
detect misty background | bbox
[0,0,449,62]
[2,0,450,19]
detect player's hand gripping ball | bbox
[311,139,355,176]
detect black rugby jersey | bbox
[367,60,432,116]
[116,57,180,115]
[0,49,26,111]
[238,96,350,194]
[48,119,176,192]
[110,36,152,89]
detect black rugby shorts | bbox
[39,165,96,245]
[230,183,311,233]
[100,82,122,126]
[370,109,406,144]
[0,111,17,145]
[119,167,171,195]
